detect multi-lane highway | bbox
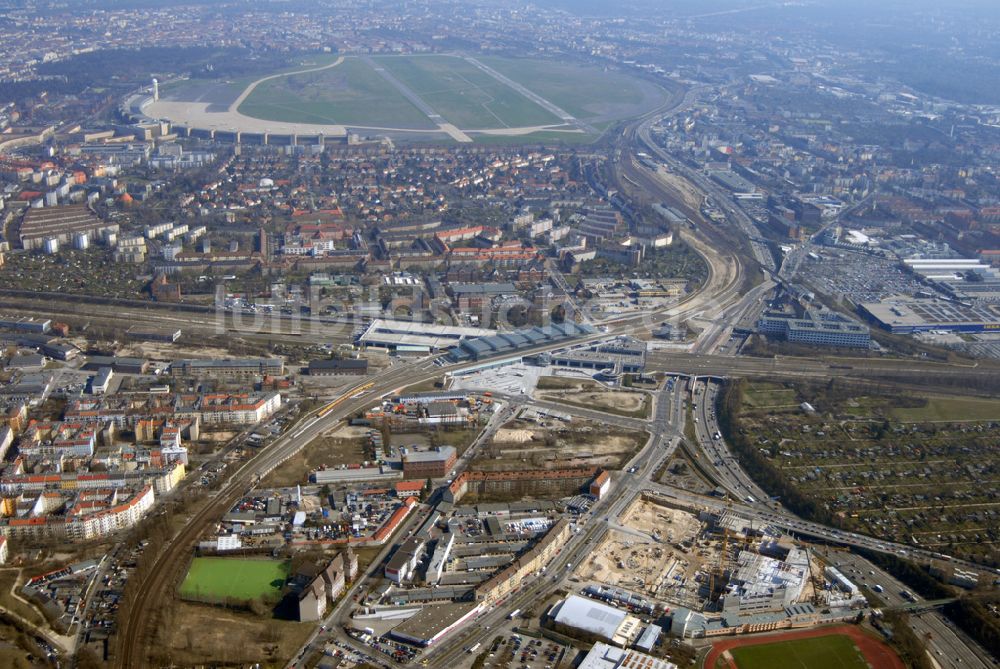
[111,77,1000,669]
[822,550,994,669]
[379,365,996,668]
[640,484,992,576]
[409,380,683,669]
[346,96,1000,669]
[689,378,770,505]
[114,237,743,667]
[283,375,682,669]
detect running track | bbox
[703,624,904,669]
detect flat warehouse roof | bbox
[552,595,626,640]
[447,322,598,361]
[552,350,644,365]
[861,298,1000,327]
[360,332,468,350]
[310,358,367,369]
[403,447,456,463]
[359,319,496,350]
[904,259,981,266]
[390,602,478,643]
[175,358,281,367]
[363,319,494,338]
[450,282,517,295]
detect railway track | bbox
[111,284,746,666]
[113,377,398,667]
[111,143,747,666]
[0,293,360,343]
[116,481,246,665]
[0,298,354,347]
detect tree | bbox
[550,303,567,324]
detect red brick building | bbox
[401,446,457,479]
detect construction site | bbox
[570,495,868,631]
[572,497,708,610]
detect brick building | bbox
[401,446,457,479]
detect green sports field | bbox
[729,634,868,669]
[179,557,289,602]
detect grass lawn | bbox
[742,383,796,409]
[168,53,343,107]
[162,77,252,105]
[238,57,435,129]
[479,56,669,121]
[729,634,868,669]
[890,396,1000,422]
[468,130,599,145]
[375,55,560,129]
[229,53,659,142]
[684,408,698,443]
[180,558,289,602]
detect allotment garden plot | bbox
[731,381,1000,564]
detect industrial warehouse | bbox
[859,296,1000,334]
[357,320,495,353]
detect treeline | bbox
[879,611,934,669]
[716,379,836,524]
[0,79,86,103]
[36,46,296,84]
[743,334,887,361]
[865,370,1000,394]
[942,598,1000,660]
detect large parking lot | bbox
[798,250,925,303]
[479,632,570,669]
